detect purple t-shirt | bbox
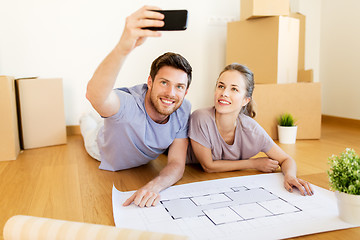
[97,84,191,171]
[188,107,274,162]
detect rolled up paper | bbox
[4,215,188,240]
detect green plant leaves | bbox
[328,148,360,195]
[278,113,296,126]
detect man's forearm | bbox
[86,43,127,107]
[144,161,185,193]
[86,6,163,109]
[122,161,185,207]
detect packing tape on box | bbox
[3,215,188,240]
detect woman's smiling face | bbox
[214,70,250,115]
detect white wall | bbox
[0,0,323,125]
[0,0,241,125]
[320,0,360,120]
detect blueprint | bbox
[112,173,359,240]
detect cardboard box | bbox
[289,12,313,83]
[252,82,321,139]
[227,16,299,84]
[289,13,306,73]
[240,0,290,20]
[298,69,313,83]
[16,78,67,149]
[0,76,20,161]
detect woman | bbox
[189,63,313,196]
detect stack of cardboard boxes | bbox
[0,76,67,161]
[226,0,321,139]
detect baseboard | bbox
[66,125,81,136]
[322,115,360,128]
[66,116,360,136]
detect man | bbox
[83,6,192,208]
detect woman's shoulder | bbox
[238,114,274,151]
[191,107,214,119]
[190,107,215,130]
[239,114,264,132]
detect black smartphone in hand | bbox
[144,10,188,31]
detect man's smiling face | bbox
[147,66,188,119]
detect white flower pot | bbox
[335,191,360,224]
[277,125,298,144]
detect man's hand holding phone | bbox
[118,6,165,55]
[143,10,188,31]
[117,6,188,59]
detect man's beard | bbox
[149,89,183,116]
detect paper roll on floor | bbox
[3,215,188,240]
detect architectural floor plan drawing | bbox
[113,173,358,240]
[161,186,301,225]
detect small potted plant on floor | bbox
[328,148,360,224]
[277,113,297,144]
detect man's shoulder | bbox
[114,84,146,113]
[179,98,191,112]
[167,99,191,127]
[115,84,147,96]
[172,98,191,118]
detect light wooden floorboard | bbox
[0,118,359,239]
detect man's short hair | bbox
[150,52,192,89]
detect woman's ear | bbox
[242,97,251,107]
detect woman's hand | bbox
[284,175,314,196]
[253,157,280,172]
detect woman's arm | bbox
[190,139,279,173]
[191,139,313,196]
[265,144,313,196]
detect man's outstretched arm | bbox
[123,138,188,207]
[86,6,164,117]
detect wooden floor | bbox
[1,117,360,239]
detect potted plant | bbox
[277,113,297,144]
[328,148,360,224]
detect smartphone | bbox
[144,10,188,31]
